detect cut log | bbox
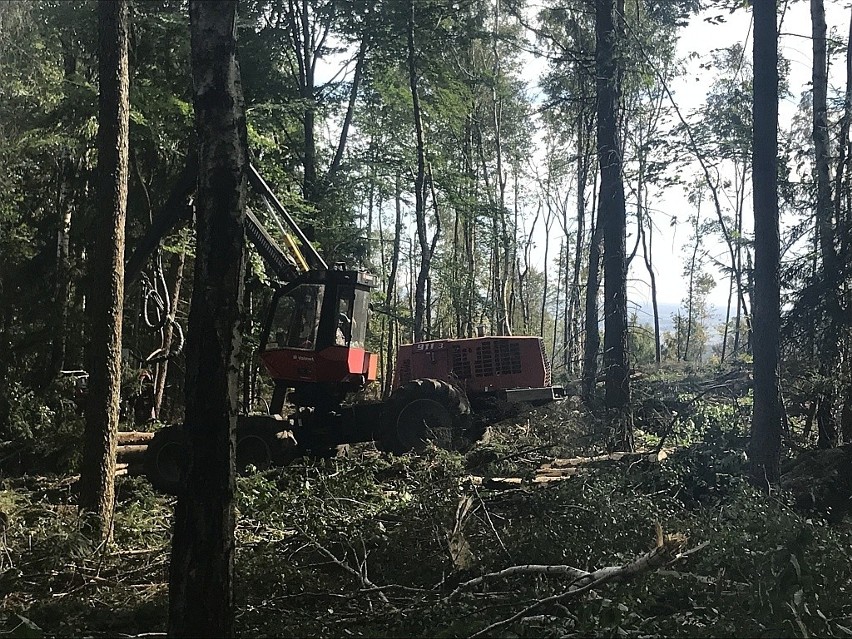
[115,444,149,460]
[466,476,524,489]
[534,467,586,478]
[542,449,668,469]
[117,431,155,445]
[114,462,144,477]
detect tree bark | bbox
[569,160,585,374]
[408,0,430,343]
[384,174,403,397]
[812,0,838,296]
[750,0,783,487]
[813,0,842,448]
[168,2,248,636]
[597,0,631,445]
[48,156,75,384]
[582,213,603,404]
[78,0,130,543]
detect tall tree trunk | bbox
[384,174,403,397]
[48,156,75,384]
[582,213,603,403]
[597,0,631,447]
[640,221,661,367]
[408,0,430,343]
[299,0,318,205]
[813,0,841,448]
[568,111,589,375]
[812,0,838,293]
[78,0,130,543]
[750,0,783,487]
[540,204,553,339]
[168,2,248,635]
[683,211,701,362]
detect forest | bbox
[1,0,851,636]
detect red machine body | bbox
[260,345,378,385]
[394,336,552,395]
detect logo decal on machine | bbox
[415,342,445,352]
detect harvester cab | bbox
[260,264,378,411]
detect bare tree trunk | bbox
[597,0,632,447]
[490,0,511,336]
[540,203,553,338]
[813,0,842,448]
[640,220,661,367]
[168,2,247,635]
[552,240,564,364]
[568,140,587,375]
[78,0,130,543]
[384,174,403,397]
[582,212,603,403]
[750,0,782,487]
[46,153,80,386]
[812,0,838,293]
[683,210,701,362]
[408,0,431,343]
[721,267,733,363]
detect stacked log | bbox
[115,431,153,477]
[466,449,671,490]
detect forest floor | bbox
[2,370,852,637]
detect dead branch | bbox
[450,564,588,600]
[467,529,699,638]
[295,526,392,607]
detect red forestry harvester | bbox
[125,164,563,493]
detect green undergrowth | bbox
[1,388,851,637]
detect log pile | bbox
[466,449,670,489]
[114,431,153,477]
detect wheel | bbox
[236,416,297,474]
[143,425,189,495]
[377,379,472,454]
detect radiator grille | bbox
[451,345,472,379]
[494,341,522,375]
[473,342,494,378]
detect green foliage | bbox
[3,391,852,638]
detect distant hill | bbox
[630,301,728,337]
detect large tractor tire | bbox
[143,425,189,495]
[377,379,472,454]
[144,419,297,495]
[236,416,297,473]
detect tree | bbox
[168,1,248,636]
[810,0,842,448]
[407,0,433,343]
[750,0,782,487]
[597,0,632,449]
[78,0,130,543]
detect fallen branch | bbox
[295,526,392,606]
[450,564,587,600]
[541,449,670,469]
[467,527,701,638]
